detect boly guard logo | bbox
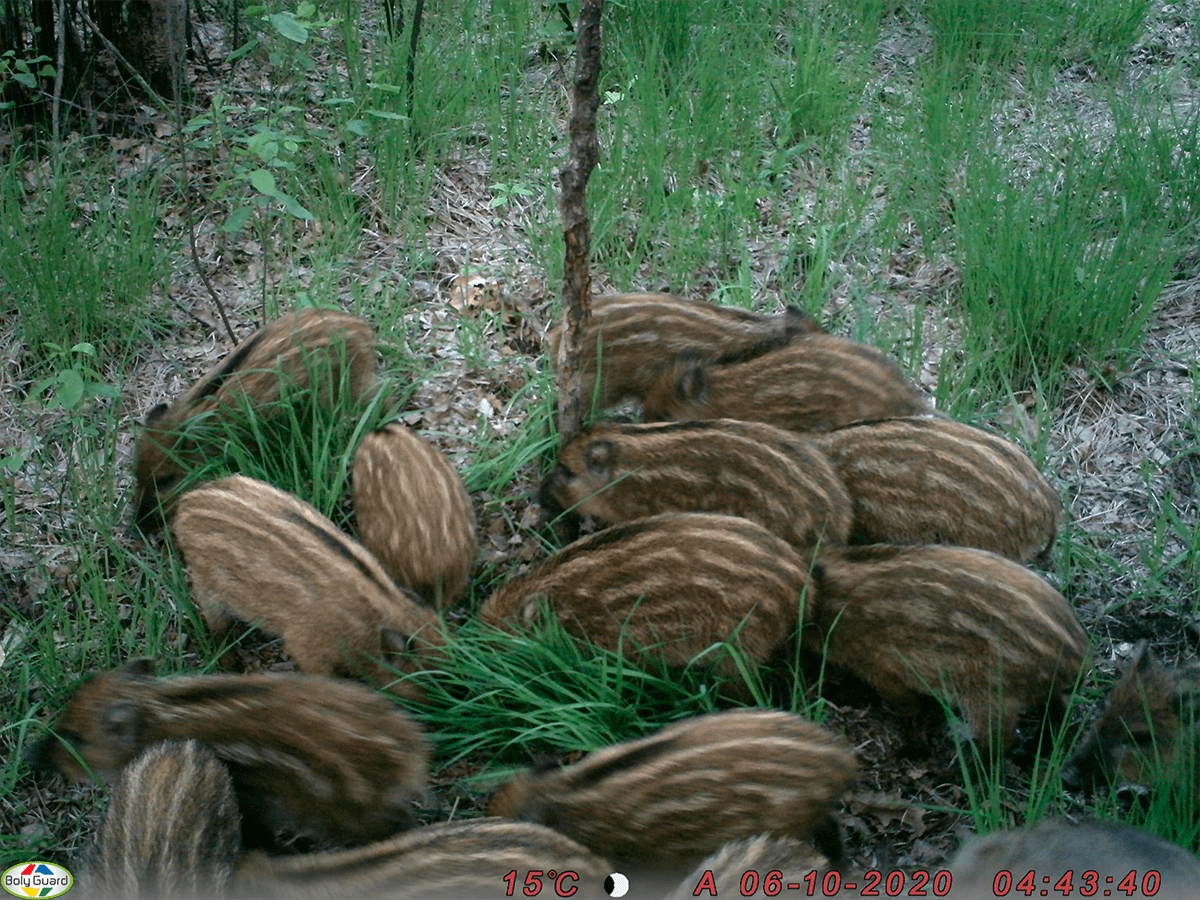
[2,863,73,898]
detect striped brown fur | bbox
[171,475,444,696]
[352,423,477,608]
[1061,643,1200,793]
[82,740,241,900]
[231,818,613,900]
[806,544,1089,753]
[548,292,820,409]
[663,836,830,900]
[541,419,852,550]
[485,709,855,876]
[949,821,1200,900]
[477,513,814,678]
[27,662,430,851]
[813,417,1060,562]
[642,334,931,432]
[133,309,377,530]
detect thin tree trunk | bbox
[555,0,603,447]
[405,0,424,139]
[112,0,187,100]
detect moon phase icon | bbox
[604,872,629,897]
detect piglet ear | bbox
[122,658,156,677]
[1127,640,1153,674]
[99,701,145,755]
[784,305,825,335]
[582,439,617,479]
[530,752,564,773]
[677,364,707,403]
[381,627,414,654]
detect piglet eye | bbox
[1130,730,1158,749]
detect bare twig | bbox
[189,15,220,78]
[169,295,220,332]
[176,117,237,344]
[168,12,236,344]
[555,0,603,447]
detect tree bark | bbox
[555,0,603,447]
[112,0,187,100]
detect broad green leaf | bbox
[222,206,255,233]
[227,38,260,63]
[273,190,314,221]
[269,12,309,44]
[54,370,85,410]
[249,169,277,195]
[31,375,58,400]
[87,382,121,400]
[0,449,29,473]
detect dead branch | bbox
[555,0,603,446]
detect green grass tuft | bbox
[1,157,167,359]
[398,615,729,772]
[945,141,1177,409]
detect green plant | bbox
[232,3,339,80]
[183,91,315,237]
[487,181,535,225]
[1108,89,1200,243]
[1051,0,1152,79]
[0,160,166,356]
[401,614,733,773]
[180,2,382,301]
[1126,455,1200,617]
[887,62,998,252]
[30,343,119,412]
[946,141,1177,407]
[770,14,856,151]
[461,363,558,501]
[925,0,1030,77]
[951,672,1091,834]
[0,51,54,110]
